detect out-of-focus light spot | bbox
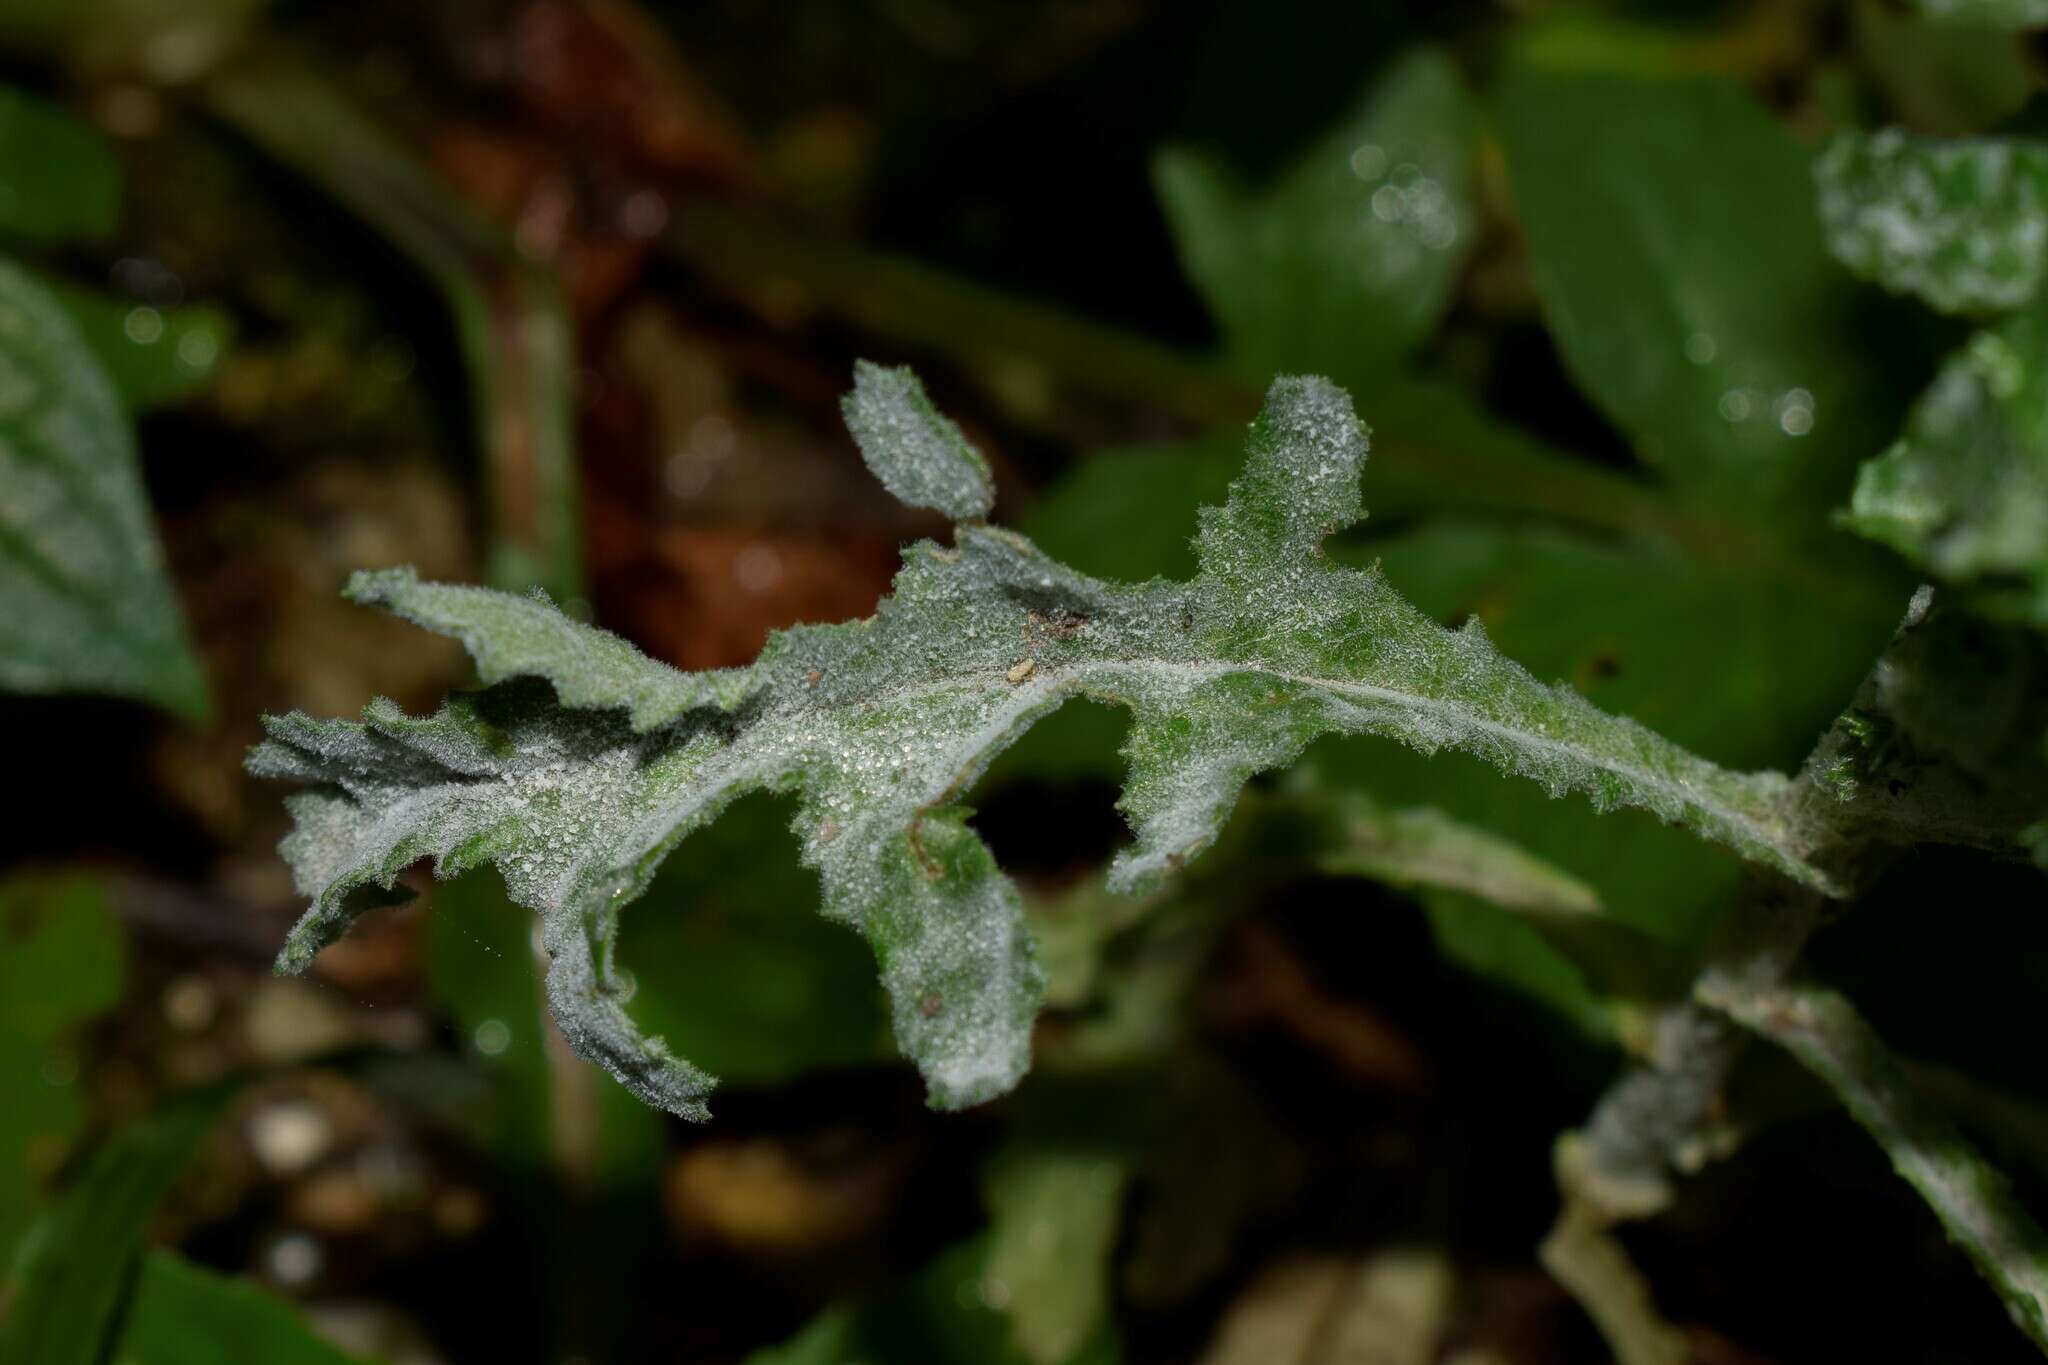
[249,1099,332,1175]
[40,1053,77,1087]
[1718,389,1752,422]
[124,307,164,345]
[473,1018,512,1056]
[1370,185,1403,221]
[177,329,219,370]
[621,189,669,240]
[1685,332,1717,365]
[1349,143,1387,180]
[1777,387,1815,436]
[163,974,218,1032]
[267,1233,322,1287]
[690,413,737,461]
[733,543,783,595]
[665,451,712,498]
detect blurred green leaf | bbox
[0,85,117,245]
[1310,787,1600,918]
[423,871,555,1172]
[1851,2,2033,136]
[1021,379,1823,595]
[617,796,890,1088]
[0,256,208,717]
[1843,307,2048,621]
[747,1236,1118,1365]
[1021,431,1238,584]
[0,873,125,1259]
[50,284,231,410]
[108,1251,372,1365]
[1816,130,2048,315]
[0,1087,232,1365]
[1155,49,1476,394]
[1497,67,1894,529]
[983,1148,1127,1365]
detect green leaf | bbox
[1842,307,2048,620]
[421,871,557,1172]
[1310,786,1600,917]
[50,285,231,410]
[251,371,1839,1122]
[1154,49,1477,393]
[842,361,995,521]
[618,796,890,1086]
[1851,3,2035,137]
[983,1149,1127,1365]
[1497,67,1892,527]
[108,1252,372,1365]
[0,256,208,717]
[0,873,126,1259]
[746,1236,1115,1365]
[0,86,118,245]
[1913,0,2048,27]
[0,1088,233,1365]
[1815,130,2048,315]
[1700,977,2048,1349]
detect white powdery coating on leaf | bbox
[1816,130,2048,315]
[254,371,1828,1122]
[841,360,996,522]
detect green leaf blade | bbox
[0,257,207,717]
[0,1089,232,1365]
[0,87,119,245]
[1497,68,1891,529]
[1155,49,1477,394]
[109,1252,373,1365]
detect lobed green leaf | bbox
[253,370,1836,1120]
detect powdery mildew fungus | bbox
[251,365,1827,1122]
[1816,129,2048,316]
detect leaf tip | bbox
[343,564,420,607]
